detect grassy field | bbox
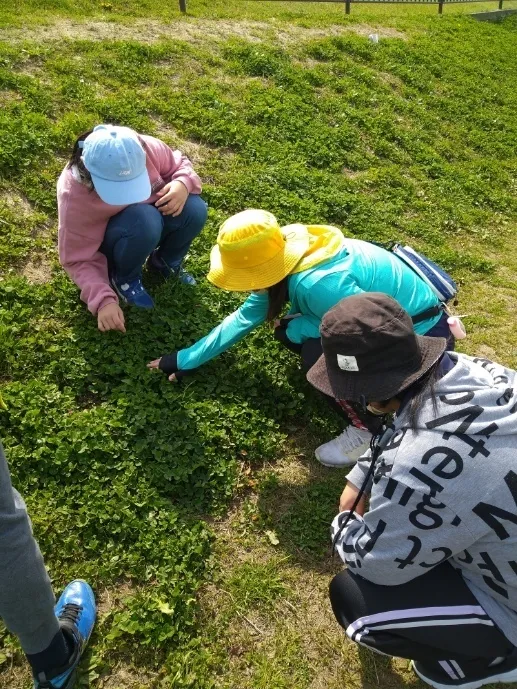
[1,1,517,687]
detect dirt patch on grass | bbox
[0,663,27,689]
[300,22,406,41]
[0,89,22,105]
[96,580,137,618]
[0,18,406,46]
[0,189,33,216]
[101,666,159,688]
[375,69,405,90]
[21,258,52,284]
[342,167,368,179]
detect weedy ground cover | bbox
[1,1,517,687]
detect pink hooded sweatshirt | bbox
[57,134,202,315]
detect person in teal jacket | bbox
[148,209,453,466]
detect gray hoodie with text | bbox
[332,352,517,645]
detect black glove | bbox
[279,315,300,328]
[158,353,198,381]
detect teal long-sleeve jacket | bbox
[177,239,442,371]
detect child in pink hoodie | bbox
[58,124,207,333]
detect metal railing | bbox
[342,0,505,13]
[178,0,506,14]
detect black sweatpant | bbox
[330,562,514,680]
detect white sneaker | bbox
[315,427,372,468]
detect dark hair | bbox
[397,358,442,430]
[267,276,289,322]
[67,127,148,191]
[67,130,94,189]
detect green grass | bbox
[1,1,517,687]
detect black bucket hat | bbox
[307,293,446,402]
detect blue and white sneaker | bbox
[173,265,196,286]
[34,580,96,689]
[148,250,197,286]
[113,277,154,308]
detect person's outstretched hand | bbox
[147,357,178,382]
[98,303,126,333]
[147,353,196,383]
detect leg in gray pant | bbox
[0,440,96,689]
[0,440,60,654]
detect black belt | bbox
[411,304,444,325]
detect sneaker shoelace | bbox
[35,606,82,688]
[336,427,368,452]
[59,603,83,627]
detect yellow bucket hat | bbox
[208,209,346,291]
[207,209,310,291]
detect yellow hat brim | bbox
[207,227,310,292]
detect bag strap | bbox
[411,304,444,325]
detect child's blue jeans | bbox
[100,194,208,283]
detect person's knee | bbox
[106,204,163,243]
[301,338,323,373]
[182,194,208,230]
[329,570,360,629]
[329,570,354,605]
[127,204,163,242]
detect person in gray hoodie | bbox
[307,293,517,689]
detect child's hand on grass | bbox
[148,355,198,383]
[98,303,126,333]
[147,357,178,382]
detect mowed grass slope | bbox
[1,2,517,687]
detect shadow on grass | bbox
[255,421,351,574]
[357,645,424,689]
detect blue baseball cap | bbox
[81,124,151,206]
